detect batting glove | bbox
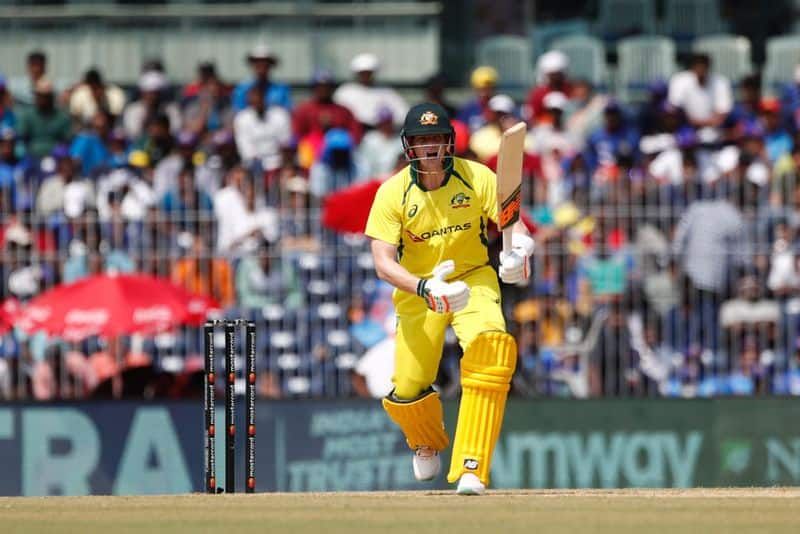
[416,260,470,313]
[499,233,535,285]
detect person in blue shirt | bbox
[231,44,291,112]
[69,109,119,176]
[584,100,640,173]
[0,75,15,130]
[0,128,33,213]
[760,98,793,163]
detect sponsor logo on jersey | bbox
[405,222,472,242]
[419,111,439,125]
[405,229,425,243]
[408,204,418,218]
[450,192,471,209]
[463,458,479,470]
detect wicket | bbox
[203,319,256,494]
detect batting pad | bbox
[383,388,450,451]
[447,331,516,485]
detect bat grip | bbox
[502,228,513,254]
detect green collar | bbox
[410,158,454,192]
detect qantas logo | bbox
[405,222,472,242]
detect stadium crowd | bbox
[1,42,800,400]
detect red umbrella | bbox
[0,298,20,335]
[322,179,383,234]
[18,273,220,341]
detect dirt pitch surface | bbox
[2,488,799,534]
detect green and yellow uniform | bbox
[368,102,518,489]
[366,157,506,396]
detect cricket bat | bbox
[496,122,527,254]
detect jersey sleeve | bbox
[477,164,499,223]
[365,180,402,245]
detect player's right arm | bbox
[371,238,420,295]
[366,179,469,313]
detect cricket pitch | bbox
[2,488,799,534]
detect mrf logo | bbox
[450,192,471,209]
[464,458,479,470]
[419,111,439,125]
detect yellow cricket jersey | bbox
[365,157,498,280]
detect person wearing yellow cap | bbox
[457,66,499,132]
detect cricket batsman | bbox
[365,102,534,495]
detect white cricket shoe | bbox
[456,473,485,495]
[412,447,441,481]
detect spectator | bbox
[3,220,44,300]
[133,113,174,171]
[637,80,669,136]
[181,62,233,136]
[527,50,573,123]
[235,238,301,310]
[233,84,291,173]
[668,53,732,130]
[767,220,799,296]
[292,69,362,152]
[673,187,745,348]
[759,98,793,163]
[160,166,213,230]
[469,94,517,162]
[152,130,200,201]
[183,61,230,101]
[213,165,278,255]
[528,91,581,157]
[65,68,126,125]
[725,74,761,137]
[195,129,240,196]
[0,128,32,213]
[333,53,408,129]
[0,75,15,130]
[780,64,800,132]
[231,44,291,112]
[36,148,93,219]
[457,66,498,132]
[356,108,403,179]
[69,110,117,176]
[171,234,235,308]
[10,50,49,107]
[424,74,456,118]
[16,79,71,159]
[309,129,363,197]
[123,70,181,140]
[563,79,608,142]
[95,150,156,220]
[584,100,639,174]
[720,274,779,339]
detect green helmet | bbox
[400,102,455,173]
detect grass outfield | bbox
[2,489,799,534]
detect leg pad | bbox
[383,388,449,451]
[447,331,516,485]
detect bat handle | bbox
[502,228,513,254]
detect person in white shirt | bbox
[333,53,408,128]
[123,70,182,140]
[233,85,291,172]
[213,165,278,255]
[668,53,732,129]
[356,107,403,179]
[66,68,126,125]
